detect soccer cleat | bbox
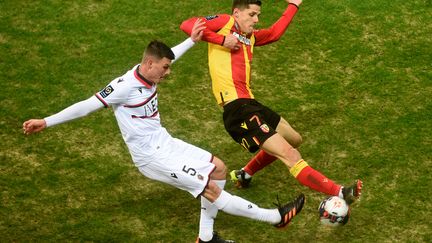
[196,231,235,243]
[342,179,363,205]
[274,193,305,228]
[229,169,252,188]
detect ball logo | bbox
[332,201,343,208]
[319,196,350,226]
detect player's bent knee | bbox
[281,146,302,166]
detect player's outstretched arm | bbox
[181,15,232,47]
[22,96,104,135]
[171,19,206,63]
[254,0,301,46]
[23,119,47,135]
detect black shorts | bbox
[223,99,281,153]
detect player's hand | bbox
[23,119,47,135]
[223,34,240,51]
[287,0,302,7]
[190,18,206,43]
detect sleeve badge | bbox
[99,85,114,98]
[205,15,219,21]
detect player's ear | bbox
[233,8,240,18]
[144,56,153,68]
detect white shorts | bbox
[135,137,216,198]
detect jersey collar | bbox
[134,65,154,88]
[233,20,252,38]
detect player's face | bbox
[234,4,261,34]
[148,57,172,84]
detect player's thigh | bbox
[261,132,301,167]
[276,117,302,148]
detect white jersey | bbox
[96,65,161,142]
[42,38,215,197]
[95,65,215,197]
[95,64,173,165]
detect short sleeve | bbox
[95,78,130,107]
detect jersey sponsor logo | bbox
[127,91,159,119]
[117,78,124,83]
[205,15,219,20]
[240,122,248,130]
[260,124,270,133]
[233,32,251,46]
[99,85,114,98]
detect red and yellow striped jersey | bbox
[181,4,299,106]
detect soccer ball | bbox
[318,196,350,226]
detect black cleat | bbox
[342,179,363,205]
[230,169,252,188]
[274,193,305,228]
[196,231,235,243]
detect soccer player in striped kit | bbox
[23,20,305,243]
[181,0,362,205]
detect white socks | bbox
[199,180,282,241]
[242,167,252,179]
[338,187,344,198]
[213,190,281,224]
[199,180,226,241]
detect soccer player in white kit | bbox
[22,20,304,243]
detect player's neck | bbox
[136,65,154,87]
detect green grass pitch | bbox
[1,0,431,242]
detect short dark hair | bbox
[144,40,175,61]
[232,0,262,11]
